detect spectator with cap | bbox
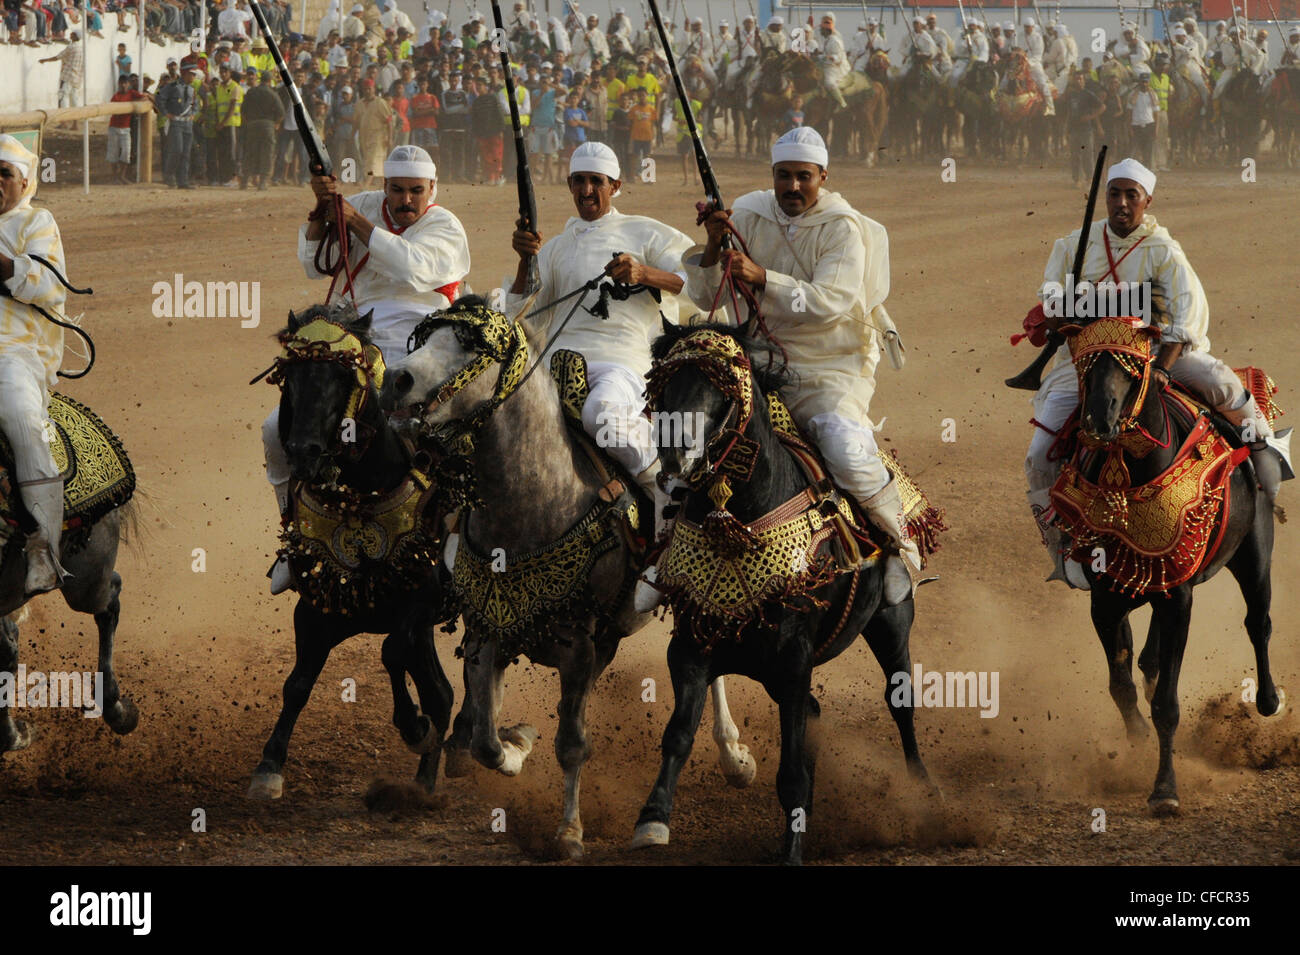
[241,68,283,190]
[213,61,244,185]
[158,56,199,188]
[329,81,360,170]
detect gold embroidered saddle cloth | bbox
[279,470,445,616]
[0,393,136,552]
[1050,385,1255,597]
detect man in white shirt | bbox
[263,145,470,593]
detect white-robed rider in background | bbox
[264,144,470,594]
[949,20,989,88]
[682,128,919,599]
[0,134,71,596]
[505,141,694,602]
[1025,158,1292,589]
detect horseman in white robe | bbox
[1214,26,1262,99]
[1042,22,1074,93]
[1171,26,1211,111]
[1024,159,1291,588]
[759,15,789,57]
[549,16,571,57]
[899,16,940,80]
[1022,17,1056,113]
[265,146,470,594]
[950,20,989,88]
[316,0,342,42]
[505,143,693,601]
[1114,23,1151,70]
[818,12,852,108]
[683,128,921,591]
[854,18,889,72]
[1184,18,1208,59]
[925,13,953,74]
[576,15,610,73]
[0,134,71,595]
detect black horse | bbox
[630,322,934,866]
[1064,321,1285,815]
[247,303,456,800]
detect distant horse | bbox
[1266,67,1300,168]
[956,59,998,158]
[1051,318,1288,815]
[247,303,457,800]
[630,322,936,865]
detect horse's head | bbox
[1065,317,1162,444]
[269,302,383,483]
[867,50,891,82]
[646,320,789,494]
[384,296,528,447]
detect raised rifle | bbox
[250,1,330,175]
[1006,144,1108,391]
[491,0,540,294]
[647,0,725,242]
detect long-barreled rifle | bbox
[646,0,727,249]
[491,0,540,293]
[250,1,330,175]
[1006,145,1108,391]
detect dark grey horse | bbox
[0,484,139,753]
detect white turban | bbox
[0,134,36,205]
[772,127,828,169]
[1024,16,1035,27]
[1003,21,1014,31]
[822,11,835,22]
[1057,23,1069,36]
[767,15,783,27]
[913,16,925,25]
[1172,26,1186,37]
[1108,157,1156,196]
[569,141,620,181]
[385,144,437,180]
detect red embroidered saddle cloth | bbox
[1048,368,1281,596]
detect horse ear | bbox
[287,309,303,332]
[357,308,375,332]
[661,314,675,338]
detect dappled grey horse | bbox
[386,296,754,859]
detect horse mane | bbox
[279,301,372,342]
[651,321,797,397]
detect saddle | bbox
[1049,368,1281,597]
[0,393,135,555]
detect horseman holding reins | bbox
[0,134,71,597]
[682,127,919,597]
[263,143,470,594]
[506,140,694,597]
[1024,157,1292,589]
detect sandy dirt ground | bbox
[1,145,1298,866]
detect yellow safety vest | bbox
[1149,72,1171,111]
[214,80,243,126]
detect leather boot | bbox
[1028,487,1088,590]
[268,480,293,595]
[18,478,69,597]
[633,462,671,613]
[861,479,922,605]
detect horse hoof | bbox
[1143,674,1159,703]
[443,746,475,778]
[1148,795,1181,817]
[630,821,670,849]
[556,823,584,860]
[1260,686,1287,718]
[247,772,284,800]
[499,723,539,752]
[720,745,757,789]
[1,719,33,753]
[405,716,439,754]
[106,698,139,735]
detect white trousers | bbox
[0,352,63,546]
[801,411,891,503]
[1024,349,1248,493]
[580,360,657,479]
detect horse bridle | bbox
[402,302,530,450]
[264,317,387,461]
[645,329,762,501]
[1066,318,1166,452]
